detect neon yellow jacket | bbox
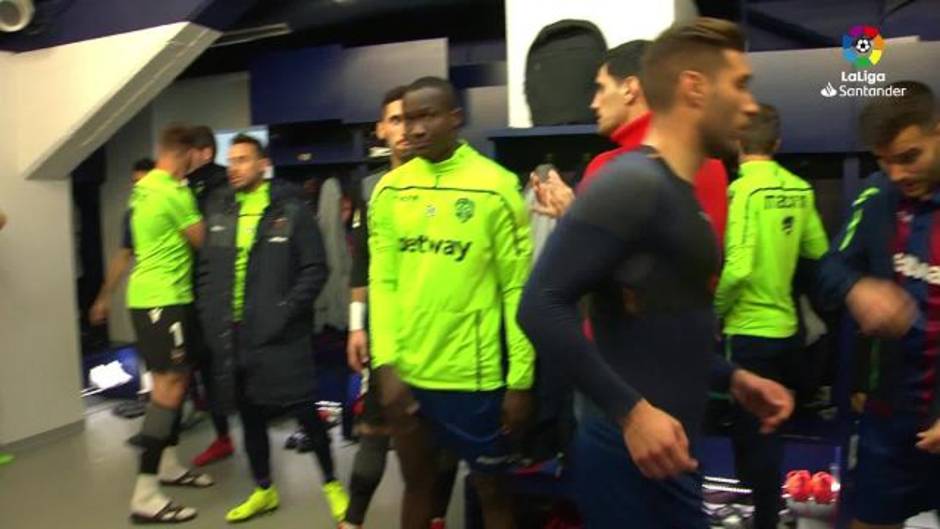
[368,143,535,391]
[715,160,829,338]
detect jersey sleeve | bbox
[367,184,401,368]
[800,192,830,259]
[518,166,659,423]
[492,173,536,390]
[818,185,881,308]
[714,179,758,318]
[167,185,202,231]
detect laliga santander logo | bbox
[821,25,904,99]
[842,25,884,69]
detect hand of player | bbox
[501,389,533,435]
[851,393,867,415]
[730,369,795,434]
[89,297,110,325]
[346,330,369,373]
[847,278,917,338]
[621,399,698,480]
[529,169,574,219]
[916,419,940,454]
[375,366,420,433]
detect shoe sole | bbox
[130,512,198,525]
[226,505,278,524]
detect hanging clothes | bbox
[525,186,557,262]
[314,177,351,332]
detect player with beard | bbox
[518,19,793,528]
[819,81,940,529]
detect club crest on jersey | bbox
[455,198,475,223]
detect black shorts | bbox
[130,305,195,373]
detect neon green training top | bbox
[233,182,271,322]
[368,143,536,391]
[127,169,202,308]
[715,160,829,338]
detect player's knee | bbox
[470,473,506,504]
[151,372,188,406]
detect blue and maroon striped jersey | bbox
[820,172,940,422]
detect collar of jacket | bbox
[610,112,653,148]
[188,162,227,189]
[219,178,302,211]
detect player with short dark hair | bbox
[519,19,792,528]
[342,86,457,529]
[90,158,155,326]
[369,76,535,529]
[820,80,940,529]
[185,125,235,469]
[531,38,729,247]
[198,133,349,523]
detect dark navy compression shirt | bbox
[518,147,735,433]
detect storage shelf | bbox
[487,125,598,139]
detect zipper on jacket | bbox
[475,311,483,391]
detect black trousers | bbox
[236,372,335,486]
[726,334,802,529]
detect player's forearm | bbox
[351,287,367,303]
[502,288,535,390]
[97,249,133,300]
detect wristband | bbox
[349,301,366,331]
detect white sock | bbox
[158,446,187,481]
[131,474,169,515]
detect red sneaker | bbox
[430,518,446,529]
[784,470,813,502]
[192,436,234,467]
[811,472,836,504]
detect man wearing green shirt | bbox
[369,77,535,529]
[127,125,210,525]
[197,135,348,524]
[715,104,829,529]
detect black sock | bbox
[294,406,336,483]
[346,435,390,525]
[212,413,230,438]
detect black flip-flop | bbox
[160,470,214,488]
[130,502,197,525]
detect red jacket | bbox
[577,112,728,246]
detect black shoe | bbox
[126,433,145,448]
[296,434,313,453]
[284,430,305,450]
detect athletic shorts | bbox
[852,412,940,525]
[573,413,708,529]
[130,305,195,373]
[410,387,510,474]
